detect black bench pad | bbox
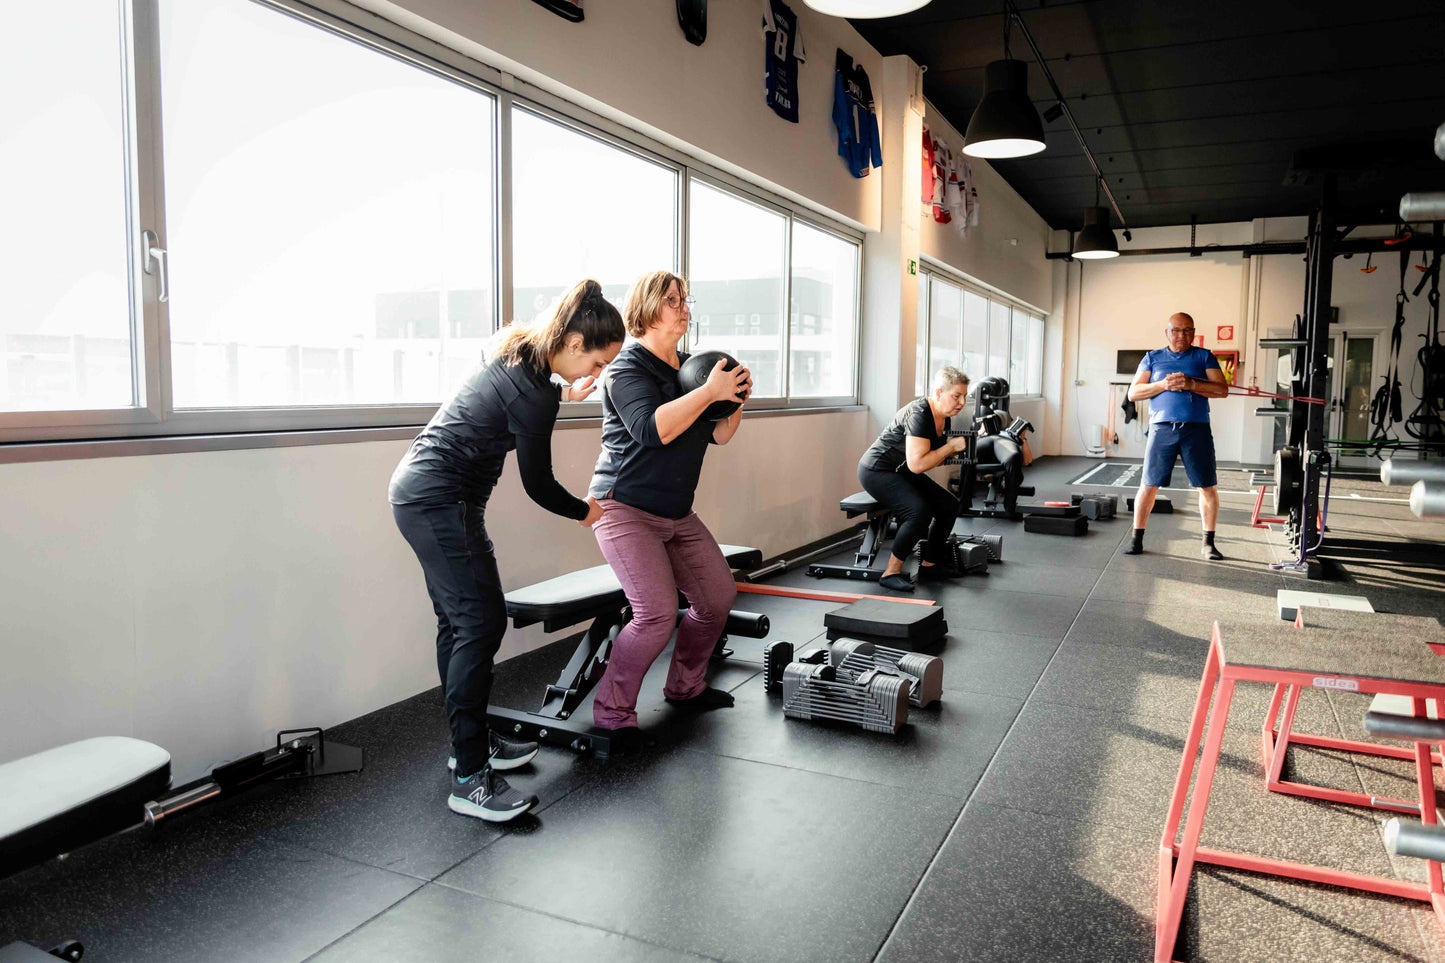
[840,492,882,516]
[505,545,761,629]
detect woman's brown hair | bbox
[490,278,624,368]
[621,271,688,339]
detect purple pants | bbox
[590,499,736,729]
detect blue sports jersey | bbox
[833,50,882,178]
[1138,346,1222,423]
[763,0,805,123]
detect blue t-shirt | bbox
[1138,346,1221,423]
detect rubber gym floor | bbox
[4,455,1445,962]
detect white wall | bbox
[0,410,866,780]
[352,0,886,233]
[917,104,1053,313]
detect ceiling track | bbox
[1005,0,1132,239]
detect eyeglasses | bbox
[662,295,696,309]
[1169,327,1195,335]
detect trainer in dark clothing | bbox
[389,355,586,778]
[589,340,715,519]
[389,355,587,518]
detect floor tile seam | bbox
[298,885,429,963]
[283,838,437,885]
[871,551,1111,960]
[674,745,972,804]
[428,881,728,962]
[418,773,607,882]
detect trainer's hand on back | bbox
[581,496,604,527]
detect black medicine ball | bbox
[678,350,744,421]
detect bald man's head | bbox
[1167,313,1196,351]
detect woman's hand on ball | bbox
[705,359,747,401]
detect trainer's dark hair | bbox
[490,279,624,368]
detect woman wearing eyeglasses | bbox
[586,271,753,748]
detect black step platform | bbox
[1126,495,1173,514]
[1024,514,1089,536]
[824,599,947,651]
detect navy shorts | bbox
[1143,421,1217,489]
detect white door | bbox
[1327,330,1380,468]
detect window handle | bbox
[142,229,169,303]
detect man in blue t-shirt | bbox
[1124,312,1230,559]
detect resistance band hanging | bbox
[1370,249,1409,443]
[1406,245,1444,443]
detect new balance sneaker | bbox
[447,732,540,773]
[448,767,537,823]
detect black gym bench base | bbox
[489,545,766,759]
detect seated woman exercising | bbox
[389,279,624,822]
[857,366,972,592]
[588,270,753,747]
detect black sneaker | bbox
[448,768,537,823]
[447,732,540,773]
[879,572,915,593]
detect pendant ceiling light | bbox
[1073,205,1119,259]
[801,0,932,16]
[963,58,1046,158]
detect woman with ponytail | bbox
[388,279,624,823]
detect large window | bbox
[688,178,859,402]
[3,0,862,443]
[916,265,1044,400]
[688,181,786,397]
[513,110,677,324]
[927,278,962,384]
[3,1,135,413]
[161,0,496,408]
[789,223,858,398]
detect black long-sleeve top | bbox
[588,341,715,519]
[388,353,588,519]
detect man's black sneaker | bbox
[448,732,540,773]
[448,767,537,823]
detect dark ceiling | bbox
[850,0,1445,232]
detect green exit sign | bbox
[908,259,917,276]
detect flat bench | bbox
[1,737,172,879]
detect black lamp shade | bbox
[1073,206,1119,259]
[963,60,1046,159]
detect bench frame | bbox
[488,550,765,760]
[805,499,893,582]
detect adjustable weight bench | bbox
[490,545,767,759]
[806,492,893,581]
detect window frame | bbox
[916,257,1046,402]
[2,0,863,447]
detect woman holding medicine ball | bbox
[586,271,752,748]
